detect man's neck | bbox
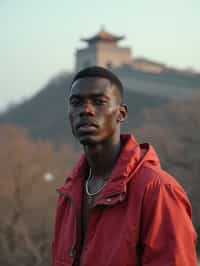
[83,136,122,179]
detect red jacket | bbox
[52,134,197,266]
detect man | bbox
[52,66,197,266]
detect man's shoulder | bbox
[132,162,185,194]
[127,163,190,213]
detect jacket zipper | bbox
[58,191,125,266]
[79,195,95,266]
[79,192,125,266]
[79,225,87,266]
[59,191,80,266]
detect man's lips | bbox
[76,122,98,130]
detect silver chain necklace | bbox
[85,168,108,197]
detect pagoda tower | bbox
[75,28,133,71]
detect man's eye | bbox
[95,99,107,105]
[70,99,81,106]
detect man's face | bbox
[68,77,125,146]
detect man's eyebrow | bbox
[69,93,110,99]
[91,93,109,98]
[69,94,81,99]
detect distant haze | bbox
[0,0,200,110]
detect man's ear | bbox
[117,104,128,123]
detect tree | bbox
[0,125,78,266]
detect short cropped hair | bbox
[70,66,124,99]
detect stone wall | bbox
[76,45,97,71]
[96,43,132,68]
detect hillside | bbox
[0,72,168,147]
[114,66,200,97]
[0,71,199,263]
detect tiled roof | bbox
[81,28,124,43]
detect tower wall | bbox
[75,42,132,71]
[76,45,97,71]
[96,43,132,68]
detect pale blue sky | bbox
[0,0,200,110]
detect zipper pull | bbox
[70,247,77,257]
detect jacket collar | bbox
[57,134,160,206]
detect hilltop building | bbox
[74,28,200,98]
[75,28,167,74]
[76,28,132,71]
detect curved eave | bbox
[81,36,124,43]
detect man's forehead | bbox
[70,77,114,96]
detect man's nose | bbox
[80,101,95,116]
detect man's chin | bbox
[78,135,98,146]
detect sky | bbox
[0,0,200,111]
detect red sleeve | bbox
[141,179,198,266]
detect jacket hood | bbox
[58,134,161,203]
